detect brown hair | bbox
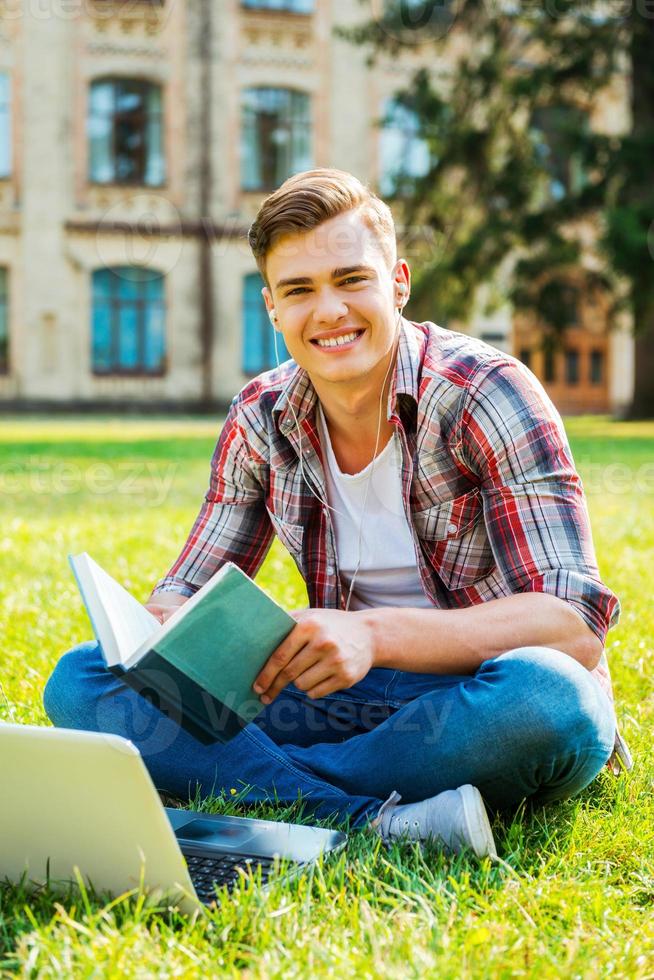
[248,168,397,286]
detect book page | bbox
[70,554,159,667]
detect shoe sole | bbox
[458,784,498,859]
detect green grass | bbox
[1,415,653,978]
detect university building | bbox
[0,0,634,413]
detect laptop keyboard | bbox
[184,852,279,903]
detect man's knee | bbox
[43,641,107,730]
[489,645,616,759]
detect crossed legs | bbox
[43,642,616,827]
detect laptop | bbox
[0,723,347,913]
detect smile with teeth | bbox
[313,330,363,349]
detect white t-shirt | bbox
[317,405,432,610]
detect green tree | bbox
[340,0,654,415]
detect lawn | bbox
[0,415,653,977]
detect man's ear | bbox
[261,286,281,331]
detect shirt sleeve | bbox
[151,395,274,598]
[452,358,620,645]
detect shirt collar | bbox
[273,318,423,436]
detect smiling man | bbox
[44,169,625,858]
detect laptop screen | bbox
[174,818,257,850]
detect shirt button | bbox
[326,565,335,575]
[447,523,458,534]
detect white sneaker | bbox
[374,785,497,859]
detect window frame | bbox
[88,77,165,188]
[529,105,589,202]
[241,86,312,192]
[565,348,580,386]
[0,73,11,179]
[241,0,314,10]
[378,95,431,199]
[242,271,291,375]
[543,340,556,383]
[589,348,604,386]
[91,266,166,377]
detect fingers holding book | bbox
[253,608,376,704]
[145,591,190,624]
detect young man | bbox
[44,169,622,859]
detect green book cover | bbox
[150,564,296,725]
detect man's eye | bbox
[285,277,366,296]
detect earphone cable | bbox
[270,301,404,612]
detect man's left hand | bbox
[253,609,376,703]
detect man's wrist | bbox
[360,608,391,669]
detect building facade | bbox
[0,0,634,412]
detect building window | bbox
[480,331,509,353]
[538,279,579,330]
[242,0,314,9]
[529,106,588,201]
[92,267,165,375]
[543,340,556,383]
[88,78,165,187]
[565,348,580,385]
[242,272,290,374]
[518,348,531,369]
[0,73,10,178]
[379,97,431,197]
[0,268,8,373]
[241,88,311,191]
[590,349,604,385]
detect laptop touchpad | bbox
[175,818,256,850]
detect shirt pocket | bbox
[266,508,305,564]
[412,488,495,590]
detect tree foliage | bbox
[340,1,654,412]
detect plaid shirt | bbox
[154,320,620,706]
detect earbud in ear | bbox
[396,283,408,308]
[268,308,278,326]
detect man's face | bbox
[262,210,409,388]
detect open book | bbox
[69,553,296,744]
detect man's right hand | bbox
[145,591,190,624]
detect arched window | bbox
[0,267,8,373]
[242,272,290,374]
[241,88,312,191]
[88,78,164,186]
[92,267,165,375]
[379,97,431,197]
[0,73,11,178]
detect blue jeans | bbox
[43,642,616,828]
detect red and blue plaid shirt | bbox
[154,320,620,704]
